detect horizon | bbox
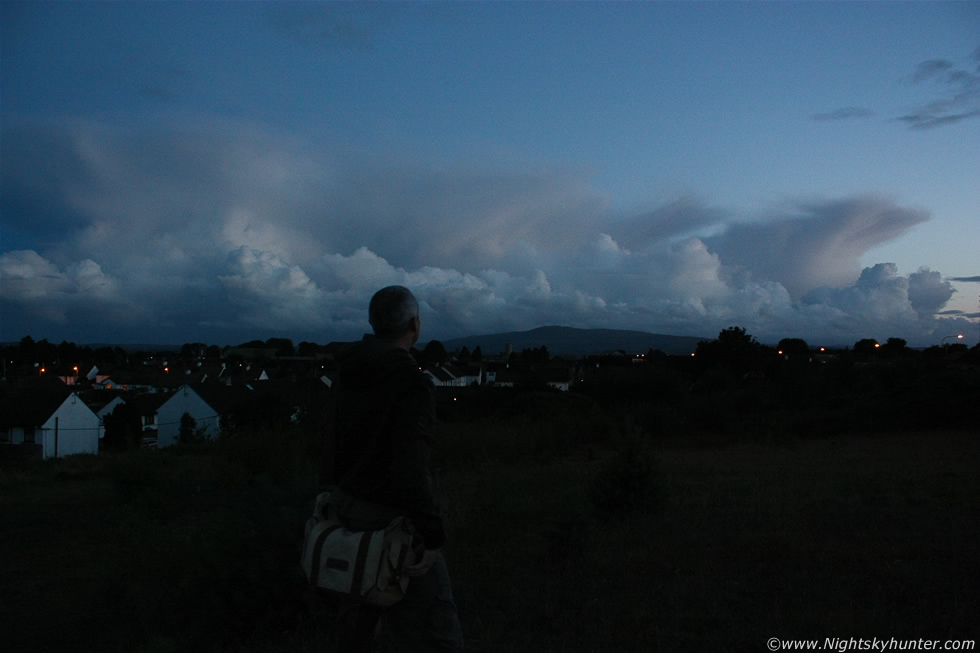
[2,2,978,348]
[3,323,972,356]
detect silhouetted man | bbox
[323,285,463,652]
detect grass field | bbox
[1,413,977,651]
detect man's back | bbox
[332,336,444,551]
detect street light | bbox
[942,334,964,358]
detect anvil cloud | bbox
[1,2,977,347]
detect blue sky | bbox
[2,1,978,348]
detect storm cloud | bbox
[0,116,969,347]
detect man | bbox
[322,285,463,652]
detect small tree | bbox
[177,412,207,444]
[421,340,448,366]
[881,337,909,359]
[103,403,143,451]
[695,326,764,377]
[267,338,295,357]
[777,338,811,364]
[853,339,880,362]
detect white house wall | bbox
[156,386,220,447]
[40,394,102,459]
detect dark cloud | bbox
[948,276,980,283]
[899,49,980,129]
[812,107,875,122]
[909,59,955,83]
[263,1,467,54]
[264,2,398,52]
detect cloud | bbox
[218,247,326,330]
[604,197,728,248]
[812,107,875,122]
[909,59,955,84]
[799,263,961,343]
[0,250,124,325]
[703,196,929,299]
[898,49,980,129]
[907,267,955,316]
[948,276,980,283]
[0,115,970,347]
[263,2,422,53]
[263,2,460,54]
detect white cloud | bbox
[218,247,326,329]
[0,250,123,324]
[907,267,955,317]
[0,116,972,346]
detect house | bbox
[92,394,127,421]
[155,383,252,447]
[129,393,171,435]
[93,370,161,393]
[423,363,483,388]
[450,363,482,387]
[0,378,102,459]
[423,365,458,387]
[156,384,219,447]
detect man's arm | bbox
[388,378,446,551]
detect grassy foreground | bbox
[1,401,977,652]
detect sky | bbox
[2,1,978,349]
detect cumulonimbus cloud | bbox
[0,115,971,346]
[703,197,929,299]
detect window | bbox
[24,427,36,444]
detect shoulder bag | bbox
[300,491,415,606]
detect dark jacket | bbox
[326,335,445,550]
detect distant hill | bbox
[434,326,706,357]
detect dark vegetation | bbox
[1,329,978,651]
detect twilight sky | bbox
[2,1,978,348]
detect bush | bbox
[589,439,664,518]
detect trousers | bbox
[330,491,463,652]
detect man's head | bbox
[369,285,421,347]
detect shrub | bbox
[589,439,664,518]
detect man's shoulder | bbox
[340,344,428,387]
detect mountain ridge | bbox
[433,325,706,357]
